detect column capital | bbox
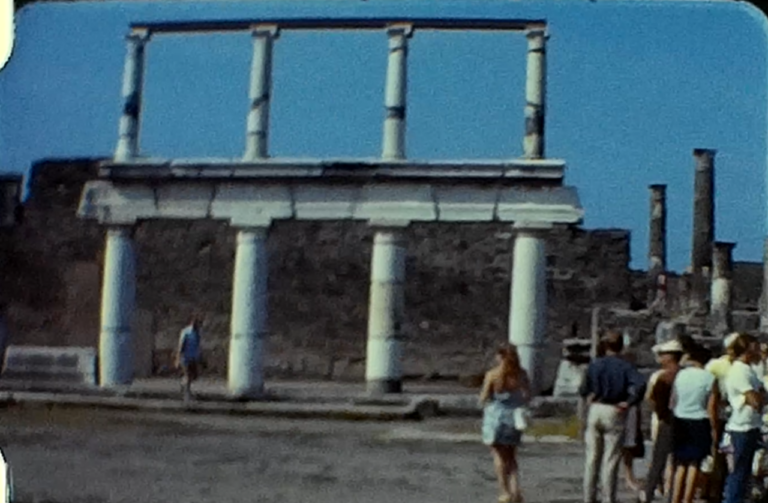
[106,224,138,238]
[386,23,414,38]
[513,221,553,231]
[526,28,549,43]
[368,219,411,229]
[251,23,280,39]
[127,27,151,43]
[234,225,271,239]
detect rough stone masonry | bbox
[0,159,763,392]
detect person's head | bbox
[190,316,202,329]
[602,330,624,355]
[731,333,761,365]
[496,342,522,376]
[677,334,696,354]
[723,332,740,360]
[686,344,712,368]
[652,339,684,367]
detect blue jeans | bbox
[723,428,761,503]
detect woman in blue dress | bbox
[479,343,531,503]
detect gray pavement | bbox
[0,406,648,503]
[0,377,579,421]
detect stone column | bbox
[509,227,548,395]
[710,242,736,336]
[115,29,150,162]
[228,227,269,398]
[690,148,716,311]
[365,227,406,395]
[523,28,547,159]
[381,24,413,160]
[244,24,279,161]
[99,226,136,387]
[648,184,667,305]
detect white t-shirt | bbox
[725,360,763,432]
[672,366,715,420]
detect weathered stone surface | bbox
[0,159,760,392]
[553,360,586,397]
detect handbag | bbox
[514,407,531,431]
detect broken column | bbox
[244,24,279,161]
[508,27,549,395]
[710,241,736,336]
[114,29,150,162]
[690,148,716,311]
[648,184,667,309]
[523,28,547,159]
[365,24,413,395]
[381,23,412,160]
[228,227,269,398]
[99,226,136,387]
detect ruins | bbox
[0,15,765,398]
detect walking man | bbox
[580,330,647,503]
[175,316,203,402]
[639,338,684,503]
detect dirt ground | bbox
[0,405,646,503]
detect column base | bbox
[366,379,402,395]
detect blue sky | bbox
[0,0,766,272]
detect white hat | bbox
[724,332,739,349]
[652,339,684,354]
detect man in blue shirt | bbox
[580,330,647,503]
[175,316,203,402]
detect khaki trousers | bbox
[584,403,627,503]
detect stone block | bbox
[553,359,586,397]
[2,345,97,386]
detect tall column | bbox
[99,226,136,387]
[381,24,413,160]
[690,148,716,311]
[509,227,548,395]
[710,242,736,336]
[228,228,269,398]
[366,227,406,395]
[523,28,547,159]
[115,29,150,162]
[648,184,667,305]
[244,24,279,161]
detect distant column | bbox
[115,29,150,162]
[99,226,136,387]
[690,148,716,311]
[509,227,548,395]
[523,28,547,159]
[244,24,279,161]
[228,227,269,398]
[381,24,413,160]
[710,242,736,336]
[648,184,667,306]
[365,227,406,395]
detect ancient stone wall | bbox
[0,159,666,391]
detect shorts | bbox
[181,361,199,380]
